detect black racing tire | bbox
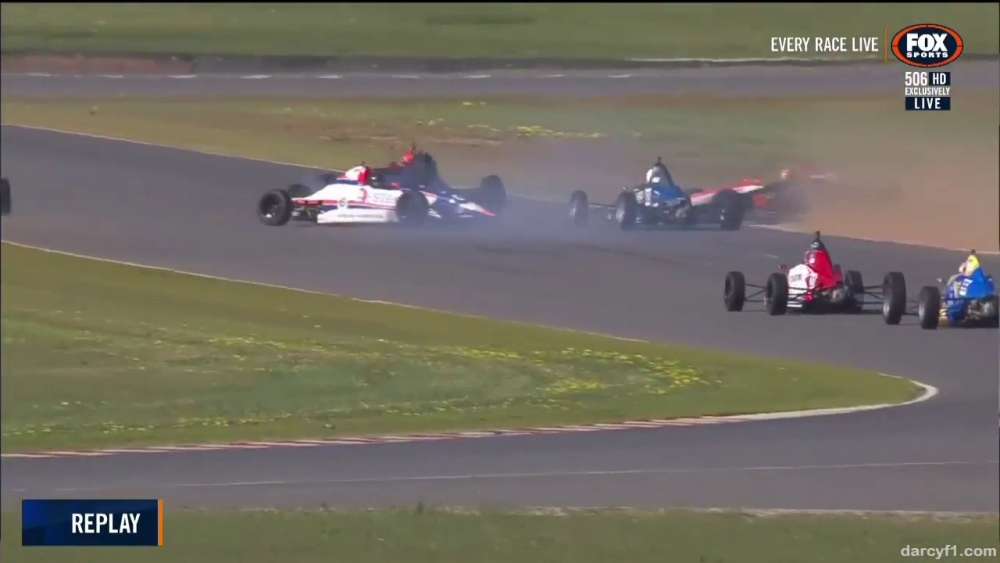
[614,191,637,230]
[396,190,429,226]
[257,189,293,226]
[0,177,10,216]
[987,296,1000,328]
[917,286,941,330]
[765,272,789,315]
[679,201,698,227]
[881,272,906,325]
[724,271,746,312]
[476,175,507,214]
[845,269,864,312]
[715,190,745,231]
[569,190,589,227]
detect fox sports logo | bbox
[891,23,964,68]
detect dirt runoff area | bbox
[790,153,999,253]
[442,138,999,253]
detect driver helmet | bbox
[645,157,667,184]
[960,251,980,276]
[805,231,827,265]
[401,144,418,166]
[344,164,372,185]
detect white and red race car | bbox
[724,231,907,322]
[256,149,506,227]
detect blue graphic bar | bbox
[22,499,164,546]
[905,97,951,111]
[929,71,951,86]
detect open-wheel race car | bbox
[665,165,839,226]
[910,252,998,330]
[568,158,746,231]
[730,166,838,224]
[256,146,506,227]
[722,232,908,322]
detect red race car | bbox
[690,166,837,223]
[723,231,907,323]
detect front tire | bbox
[765,272,788,315]
[569,190,589,227]
[844,270,864,312]
[477,175,507,214]
[257,189,293,226]
[724,271,746,311]
[917,286,941,330]
[396,190,429,226]
[881,272,906,325]
[615,191,637,230]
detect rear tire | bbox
[724,271,746,312]
[715,190,745,231]
[477,175,507,214]
[845,270,864,312]
[881,272,906,325]
[569,190,589,227]
[396,190,429,226]
[765,272,788,315]
[917,286,941,330]
[0,177,10,216]
[615,191,637,230]
[257,189,293,226]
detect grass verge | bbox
[1,507,997,563]
[0,243,919,452]
[1,4,997,60]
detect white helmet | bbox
[344,165,364,181]
[646,156,667,184]
[343,164,371,184]
[646,167,668,184]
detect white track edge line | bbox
[2,376,938,459]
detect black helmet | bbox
[809,231,826,251]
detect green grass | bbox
[2,3,997,60]
[0,243,919,452]
[2,507,997,563]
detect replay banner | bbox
[21,499,164,547]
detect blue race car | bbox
[568,160,745,231]
[915,254,998,330]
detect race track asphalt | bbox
[1,125,998,512]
